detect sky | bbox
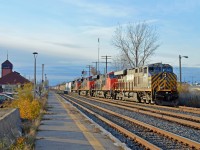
[0,0,200,85]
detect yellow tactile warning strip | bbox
[55,94,105,150]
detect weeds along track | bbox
[60,94,200,150]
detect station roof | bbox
[0,71,30,85]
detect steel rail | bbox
[85,96,200,123]
[65,94,200,149]
[179,106,200,112]
[81,95,200,129]
[121,100,200,115]
[59,94,161,150]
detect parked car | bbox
[0,93,14,107]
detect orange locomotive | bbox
[78,76,95,96]
[71,78,82,93]
[90,72,117,98]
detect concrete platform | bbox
[35,92,122,150]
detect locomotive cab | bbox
[148,63,178,105]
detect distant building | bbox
[2,60,13,77]
[0,59,30,93]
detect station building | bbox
[0,59,30,93]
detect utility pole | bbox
[92,61,98,74]
[86,65,92,76]
[98,38,100,74]
[44,74,48,91]
[101,55,111,74]
[45,74,47,84]
[42,64,44,83]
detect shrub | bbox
[10,83,41,120]
[8,83,48,149]
[10,137,26,150]
[17,83,34,101]
[11,98,41,120]
[178,83,200,107]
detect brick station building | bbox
[0,59,30,93]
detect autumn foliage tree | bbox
[10,83,41,120]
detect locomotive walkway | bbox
[35,92,120,150]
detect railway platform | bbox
[35,92,121,150]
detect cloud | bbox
[79,25,115,38]
[190,64,200,68]
[61,0,131,17]
[154,0,200,14]
[44,41,83,49]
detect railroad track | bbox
[72,94,200,142]
[120,100,200,116]
[59,93,200,150]
[77,95,200,128]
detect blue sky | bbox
[0,0,200,85]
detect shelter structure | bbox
[0,59,30,93]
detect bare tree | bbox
[112,22,159,68]
[112,52,131,71]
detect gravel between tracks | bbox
[64,95,193,149]
[75,95,200,143]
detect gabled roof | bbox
[0,71,30,85]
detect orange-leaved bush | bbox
[17,83,34,101]
[10,83,41,120]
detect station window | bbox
[139,68,143,73]
[135,69,138,73]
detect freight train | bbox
[65,63,179,105]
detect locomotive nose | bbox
[162,72,167,78]
[158,72,176,91]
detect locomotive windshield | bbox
[162,66,173,72]
[148,64,173,75]
[148,66,162,74]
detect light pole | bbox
[179,55,188,83]
[33,52,38,99]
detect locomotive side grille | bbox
[151,72,177,91]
